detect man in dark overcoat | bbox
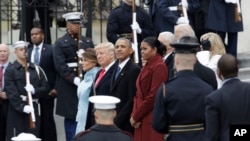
[205,54,250,141]
[110,38,140,134]
[53,12,94,141]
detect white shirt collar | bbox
[103,60,116,73]
[118,57,130,70]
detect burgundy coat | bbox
[132,55,168,141]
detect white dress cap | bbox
[62,12,83,22]
[13,41,29,49]
[11,133,41,141]
[89,95,120,110]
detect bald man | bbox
[0,43,11,141]
[173,25,217,89]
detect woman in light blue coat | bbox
[76,48,100,134]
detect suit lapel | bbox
[39,44,47,65]
[111,60,132,91]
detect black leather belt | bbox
[169,123,204,132]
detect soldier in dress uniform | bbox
[152,36,213,141]
[73,95,133,141]
[53,12,94,141]
[5,41,50,141]
[150,0,199,35]
[106,0,154,66]
[107,0,154,44]
[206,0,243,57]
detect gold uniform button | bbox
[74,68,77,71]
[74,57,77,59]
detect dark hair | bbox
[142,37,166,56]
[218,54,238,78]
[83,48,100,67]
[31,27,44,34]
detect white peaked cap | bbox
[13,41,29,49]
[89,95,121,110]
[62,12,83,21]
[11,133,41,141]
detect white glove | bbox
[131,22,142,34]
[225,0,237,4]
[181,0,188,9]
[24,84,35,94]
[77,49,85,58]
[74,77,81,86]
[23,105,34,114]
[20,95,27,101]
[176,17,189,25]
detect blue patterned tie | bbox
[34,47,39,65]
[115,66,121,80]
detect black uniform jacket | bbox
[73,124,133,141]
[5,61,50,140]
[54,32,94,119]
[153,70,213,141]
[206,0,243,32]
[107,2,154,44]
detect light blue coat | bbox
[75,67,99,134]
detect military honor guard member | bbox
[153,36,213,141]
[5,41,50,141]
[73,95,133,141]
[206,0,243,57]
[53,12,94,141]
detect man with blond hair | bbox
[86,42,117,129]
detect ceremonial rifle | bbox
[77,1,84,80]
[24,35,36,129]
[132,0,139,63]
[181,0,188,20]
[235,0,242,22]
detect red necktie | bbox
[95,69,105,87]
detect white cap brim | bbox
[89,95,120,110]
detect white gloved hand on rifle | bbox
[24,84,35,94]
[23,105,34,114]
[225,0,237,4]
[77,49,85,58]
[176,17,189,25]
[74,77,81,86]
[131,22,142,34]
[20,95,27,101]
[180,0,188,9]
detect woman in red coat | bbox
[130,37,168,141]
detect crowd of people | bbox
[0,0,248,141]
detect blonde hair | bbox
[95,42,115,56]
[200,32,226,58]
